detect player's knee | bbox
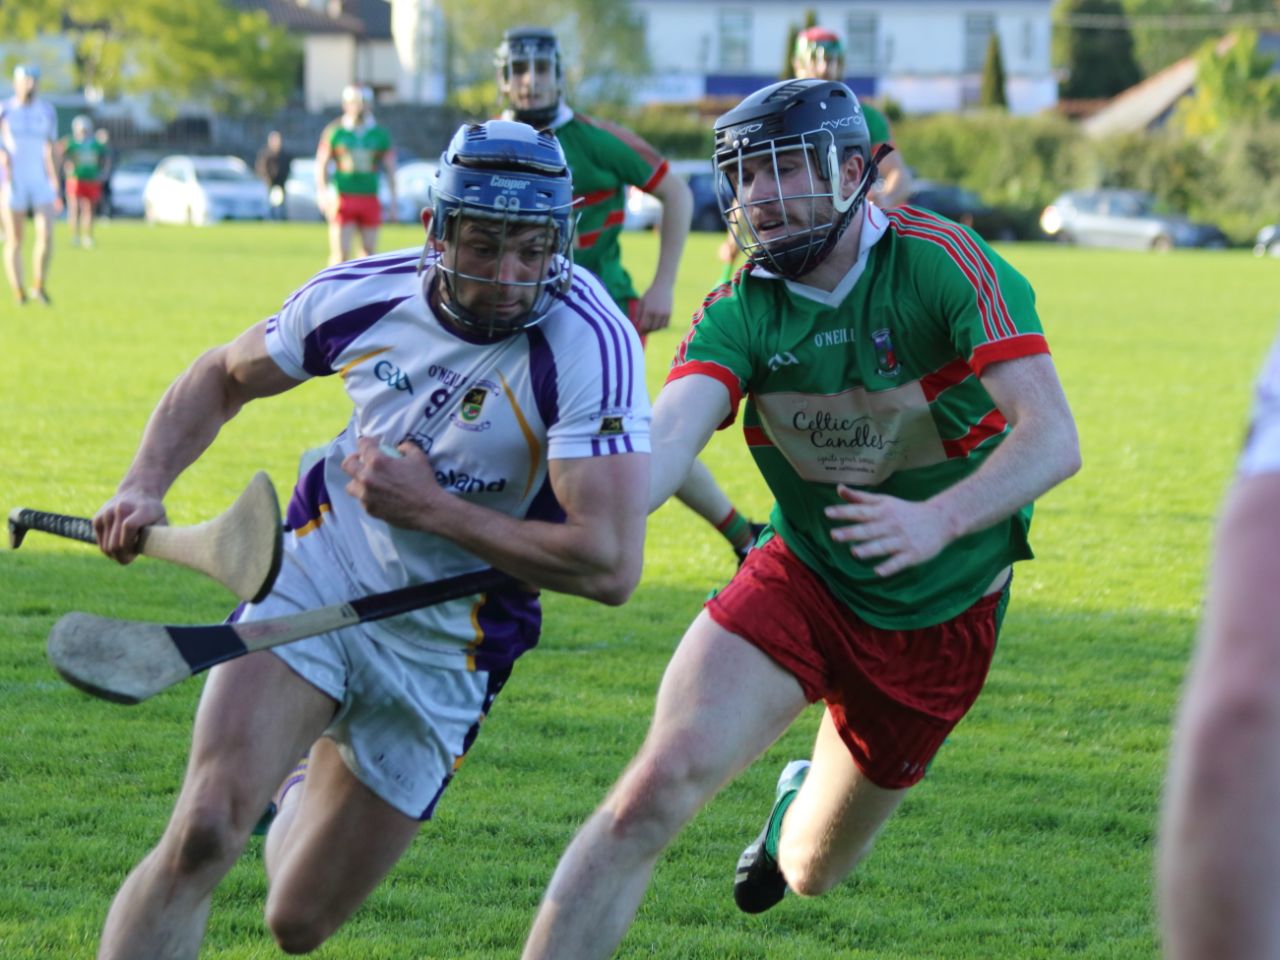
[265,899,338,955]
[609,741,717,842]
[168,804,241,876]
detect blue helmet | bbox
[427,120,576,337]
[713,79,875,280]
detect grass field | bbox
[2,219,1278,959]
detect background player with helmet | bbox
[521,78,1078,959]
[88,120,649,958]
[718,25,914,283]
[60,114,109,248]
[315,83,397,266]
[497,25,764,564]
[0,63,60,305]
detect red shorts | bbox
[67,179,102,203]
[706,534,1006,789]
[335,193,381,228]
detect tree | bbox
[1177,28,1280,135]
[1123,0,1280,78]
[780,9,819,79]
[1054,0,1144,98]
[980,31,1009,108]
[0,0,299,117]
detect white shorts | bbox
[2,175,57,213]
[234,537,513,820]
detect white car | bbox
[106,153,162,218]
[143,155,270,226]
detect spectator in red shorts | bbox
[61,115,108,248]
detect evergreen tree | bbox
[980,31,1009,108]
[1055,0,1144,98]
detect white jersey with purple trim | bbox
[0,96,57,183]
[262,247,650,670]
[1240,333,1280,477]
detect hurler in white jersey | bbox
[0,63,59,305]
[89,120,649,958]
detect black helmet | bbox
[495,26,563,129]
[713,79,875,279]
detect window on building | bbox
[845,13,878,72]
[964,13,996,72]
[719,8,752,71]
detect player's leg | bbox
[776,710,908,894]
[1,200,25,301]
[359,224,379,258]
[81,194,96,245]
[66,187,81,244]
[674,457,763,561]
[97,652,337,960]
[31,204,53,301]
[522,610,809,960]
[260,738,421,953]
[326,203,347,265]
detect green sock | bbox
[764,787,800,860]
[716,509,753,550]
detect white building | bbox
[628,0,1057,114]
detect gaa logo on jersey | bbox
[871,328,900,378]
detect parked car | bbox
[624,158,724,232]
[907,181,1022,242]
[1254,223,1280,257]
[1040,189,1228,251]
[144,155,269,225]
[283,156,413,222]
[106,152,163,218]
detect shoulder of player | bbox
[545,269,642,349]
[282,248,423,317]
[565,111,662,158]
[883,206,1017,277]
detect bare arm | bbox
[1159,472,1280,960]
[648,374,731,512]
[382,147,398,220]
[315,131,333,214]
[828,352,1081,576]
[93,322,301,561]
[634,171,693,334]
[343,439,649,605]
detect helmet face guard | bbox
[714,80,875,280]
[427,121,577,338]
[495,28,562,129]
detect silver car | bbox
[1040,189,1228,251]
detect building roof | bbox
[1079,54,1198,138]
[229,0,368,37]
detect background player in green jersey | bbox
[521,79,1079,959]
[315,84,397,266]
[497,26,763,563]
[719,25,913,282]
[60,114,108,248]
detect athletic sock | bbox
[716,508,755,551]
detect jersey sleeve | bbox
[262,270,364,381]
[920,228,1049,375]
[1240,333,1280,477]
[544,294,651,461]
[666,279,756,427]
[581,114,669,193]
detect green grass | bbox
[2,220,1278,958]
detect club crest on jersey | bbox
[871,328,900,378]
[460,386,487,422]
[599,415,625,436]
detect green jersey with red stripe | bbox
[668,203,1049,628]
[326,120,392,196]
[551,110,668,309]
[61,136,107,180]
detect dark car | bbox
[907,181,1023,242]
[1040,189,1228,251]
